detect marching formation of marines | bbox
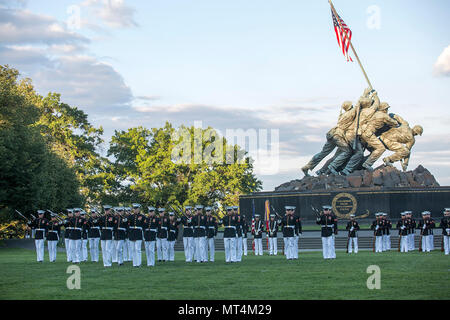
[24,205,449,265]
[301,88,423,177]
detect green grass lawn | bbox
[0,248,448,300]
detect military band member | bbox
[114,207,128,265]
[381,213,392,251]
[192,205,207,263]
[181,206,194,262]
[293,215,302,260]
[99,205,114,267]
[27,210,48,262]
[405,211,416,251]
[233,206,243,262]
[242,217,249,256]
[396,212,410,253]
[221,207,238,263]
[441,208,450,255]
[46,213,60,262]
[345,214,360,253]
[87,208,100,262]
[63,209,73,262]
[80,211,89,262]
[267,214,278,255]
[156,208,167,261]
[316,206,337,260]
[371,213,384,253]
[205,207,218,262]
[418,211,435,253]
[282,206,297,260]
[128,203,144,267]
[144,207,158,267]
[252,214,264,256]
[69,208,85,264]
[167,212,179,262]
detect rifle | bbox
[46,210,64,223]
[270,205,283,220]
[311,205,321,220]
[441,235,445,252]
[14,210,31,224]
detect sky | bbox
[1,0,450,190]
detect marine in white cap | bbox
[68,208,85,264]
[220,206,238,263]
[345,214,360,254]
[27,210,48,263]
[46,212,60,262]
[156,208,168,262]
[86,208,100,263]
[417,211,435,253]
[267,213,279,256]
[192,205,207,263]
[441,208,450,255]
[143,206,158,267]
[128,203,145,267]
[233,206,243,262]
[396,211,410,253]
[205,207,218,262]
[167,212,179,262]
[381,213,392,251]
[316,205,337,260]
[180,206,194,263]
[99,205,114,267]
[405,211,416,251]
[79,210,89,262]
[282,206,297,260]
[63,209,74,262]
[252,214,264,256]
[113,207,128,266]
[371,213,384,253]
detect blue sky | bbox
[1,0,450,190]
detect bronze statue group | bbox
[25,205,450,266]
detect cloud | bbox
[81,0,138,29]
[0,8,89,46]
[433,45,450,77]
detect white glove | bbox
[422,225,426,230]
[375,225,379,230]
[401,226,405,230]
[350,227,354,232]
[446,228,450,234]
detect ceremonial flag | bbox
[264,200,270,247]
[331,8,353,62]
[251,199,255,252]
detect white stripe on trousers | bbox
[183,237,194,262]
[101,240,113,266]
[35,239,45,262]
[144,241,156,266]
[69,239,81,263]
[47,240,57,262]
[348,237,358,253]
[224,237,236,262]
[65,238,71,262]
[89,237,100,262]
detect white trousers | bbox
[444,236,449,255]
[430,235,434,250]
[269,237,277,255]
[236,236,243,261]
[293,236,299,259]
[207,237,215,262]
[348,237,358,253]
[111,240,117,263]
[35,239,45,262]
[385,235,391,250]
[285,237,295,259]
[254,238,263,255]
[70,239,81,263]
[156,238,162,261]
[168,241,175,261]
[101,240,113,266]
[144,241,156,266]
[65,238,71,262]
[375,236,383,253]
[114,240,124,264]
[224,237,236,262]
[131,240,142,266]
[122,238,128,261]
[408,233,415,250]
[330,235,336,258]
[422,235,432,252]
[400,236,409,253]
[194,237,206,262]
[243,237,248,256]
[283,238,288,256]
[157,238,168,261]
[127,239,133,261]
[82,239,88,261]
[183,237,194,262]
[89,238,100,262]
[48,240,57,262]
[321,236,334,259]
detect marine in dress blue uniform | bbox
[144,207,158,266]
[87,208,100,262]
[46,213,60,262]
[205,207,218,262]
[180,206,194,262]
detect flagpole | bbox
[328,0,373,90]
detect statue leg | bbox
[328,137,351,174]
[362,134,386,169]
[341,138,364,175]
[383,141,410,164]
[302,138,336,174]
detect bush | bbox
[0,220,27,239]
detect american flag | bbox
[331,8,353,62]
